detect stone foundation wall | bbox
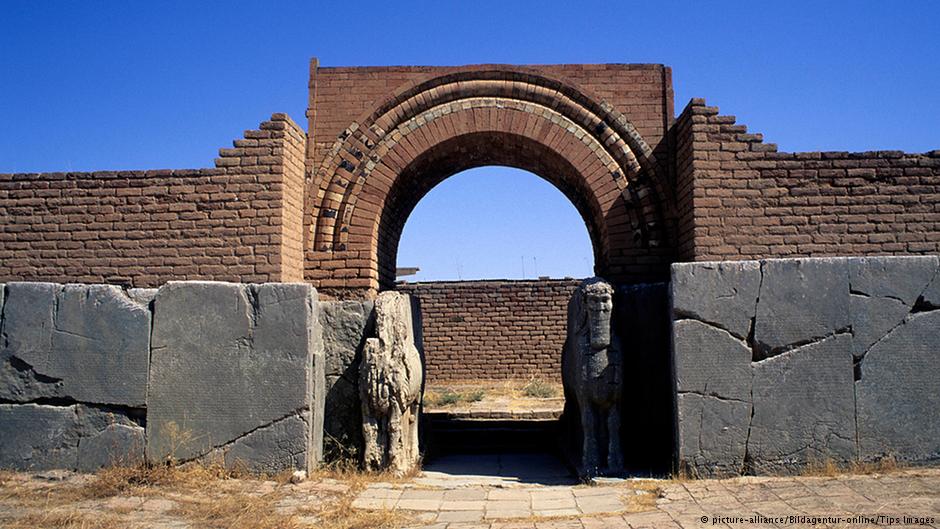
[0,281,326,473]
[398,280,579,382]
[671,256,940,476]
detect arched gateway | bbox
[305,62,678,297]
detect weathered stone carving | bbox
[360,291,423,474]
[562,277,623,478]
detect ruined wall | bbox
[399,280,579,382]
[0,281,325,473]
[672,257,940,476]
[674,99,940,261]
[0,114,307,287]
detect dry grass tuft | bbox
[169,491,300,529]
[620,481,663,512]
[802,455,901,477]
[2,510,125,529]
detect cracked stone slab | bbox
[857,311,940,463]
[0,282,151,407]
[215,414,311,473]
[147,282,323,472]
[320,300,373,458]
[749,334,856,473]
[921,269,940,308]
[848,256,939,358]
[848,256,938,303]
[671,261,760,339]
[754,258,850,355]
[0,403,143,471]
[677,393,750,477]
[673,319,751,401]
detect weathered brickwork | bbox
[0,61,937,298]
[674,99,940,261]
[307,63,677,297]
[398,280,580,382]
[0,114,307,286]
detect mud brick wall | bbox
[399,279,580,382]
[674,98,940,261]
[0,114,307,287]
[308,62,673,171]
[672,257,940,476]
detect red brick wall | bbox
[306,63,676,297]
[0,114,307,286]
[398,279,580,382]
[308,62,673,171]
[675,99,940,260]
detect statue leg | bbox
[580,402,598,477]
[408,400,420,466]
[362,411,381,471]
[388,404,405,474]
[606,406,623,474]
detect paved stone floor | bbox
[356,453,940,529]
[0,456,938,528]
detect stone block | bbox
[671,261,760,339]
[677,393,750,477]
[0,403,144,471]
[857,310,940,462]
[147,282,323,472]
[673,319,751,401]
[749,334,856,472]
[754,258,850,355]
[848,256,938,358]
[320,300,373,458]
[0,282,151,407]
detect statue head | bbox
[575,278,615,350]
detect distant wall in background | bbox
[399,280,579,382]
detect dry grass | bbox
[2,510,125,529]
[0,460,407,529]
[423,377,563,409]
[802,455,901,477]
[620,480,663,512]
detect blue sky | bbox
[2,1,938,280]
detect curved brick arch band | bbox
[308,66,677,296]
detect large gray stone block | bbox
[921,270,940,309]
[749,334,856,472]
[677,393,750,477]
[848,256,939,358]
[0,403,144,471]
[673,319,751,401]
[754,258,850,355]
[320,300,373,459]
[147,282,323,472]
[0,282,151,407]
[671,261,760,339]
[857,310,940,462]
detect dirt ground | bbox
[1,463,938,529]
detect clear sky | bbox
[2,1,938,280]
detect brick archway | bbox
[307,67,675,297]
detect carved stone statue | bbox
[562,277,624,478]
[359,291,423,474]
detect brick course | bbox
[0,62,937,297]
[0,114,307,286]
[399,279,580,382]
[674,99,940,261]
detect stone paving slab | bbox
[349,467,940,528]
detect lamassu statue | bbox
[561,277,624,478]
[359,291,423,474]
